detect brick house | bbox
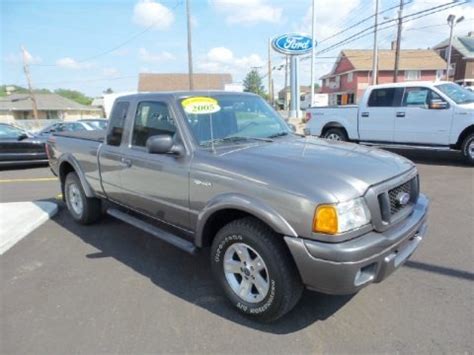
[138,73,232,92]
[434,32,474,87]
[320,49,447,105]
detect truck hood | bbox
[216,137,415,202]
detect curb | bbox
[0,201,58,255]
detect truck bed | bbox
[54,130,105,143]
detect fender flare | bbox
[194,193,298,247]
[58,154,95,198]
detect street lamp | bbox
[446,14,464,80]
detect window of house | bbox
[106,101,129,146]
[347,72,353,83]
[368,88,404,107]
[132,101,176,147]
[335,75,340,88]
[404,70,421,81]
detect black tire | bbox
[64,172,102,225]
[210,217,303,322]
[323,128,348,142]
[461,133,474,165]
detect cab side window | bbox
[368,88,403,107]
[107,101,129,146]
[403,87,430,107]
[132,101,176,147]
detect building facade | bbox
[320,49,446,105]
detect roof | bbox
[115,90,258,101]
[434,34,474,59]
[138,73,233,92]
[278,86,311,95]
[368,80,451,89]
[0,93,101,112]
[321,49,446,79]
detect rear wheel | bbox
[323,128,348,142]
[210,217,303,322]
[461,133,474,165]
[64,172,102,224]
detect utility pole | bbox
[284,55,289,111]
[268,38,273,105]
[310,0,316,107]
[393,0,404,82]
[185,0,194,90]
[371,0,379,85]
[446,15,464,81]
[21,46,39,120]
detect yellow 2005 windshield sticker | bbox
[182,97,221,115]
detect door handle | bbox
[120,158,132,168]
[361,112,369,117]
[396,112,406,118]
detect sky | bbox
[1,0,473,97]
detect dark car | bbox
[78,118,108,130]
[37,121,97,138]
[0,123,48,166]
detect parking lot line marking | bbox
[0,177,57,183]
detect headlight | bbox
[313,197,371,235]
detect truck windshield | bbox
[435,83,474,104]
[179,94,290,146]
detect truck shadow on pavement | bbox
[385,148,469,168]
[51,206,353,334]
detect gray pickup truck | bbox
[47,91,429,321]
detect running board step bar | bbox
[361,142,451,151]
[106,208,197,255]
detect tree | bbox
[103,88,114,94]
[243,69,266,98]
[54,89,92,105]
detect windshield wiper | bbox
[267,131,289,138]
[201,136,273,146]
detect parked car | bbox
[305,81,474,164]
[78,118,108,130]
[0,123,48,166]
[38,121,97,137]
[46,92,429,321]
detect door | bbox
[358,87,404,142]
[394,87,452,145]
[99,100,130,202]
[119,100,191,230]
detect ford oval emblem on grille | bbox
[396,192,410,206]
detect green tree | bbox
[0,85,50,96]
[103,88,114,94]
[54,88,92,105]
[243,69,266,98]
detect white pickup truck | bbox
[305,81,474,164]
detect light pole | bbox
[371,0,379,85]
[446,14,464,81]
[186,0,194,90]
[310,0,316,107]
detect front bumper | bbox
[285,194,429,295]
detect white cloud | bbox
[55,57,93,70]
[132,0,174,30]
[138,48,175,63]
[210,0,282,25]
[4,50,42,65]
[198,46,265,79]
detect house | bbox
[434,32,474,87]
[277,85,313,109]
[138,73,233,92]
[0,93,102,124]
[320,49,447,105]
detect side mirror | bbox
[146,135,184,156]
[288,123,297,132]
[429,99,448,110]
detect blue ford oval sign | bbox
[272,33,314,55]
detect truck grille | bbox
[378,176,419,223]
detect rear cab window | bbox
[367,88,404,107]
[106,101,129,146]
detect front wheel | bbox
[210,217,303,322]
[323,128,348,142]
[461,133,474,165]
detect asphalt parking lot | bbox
[1,149,473,354]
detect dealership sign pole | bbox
[272,33,314,119]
